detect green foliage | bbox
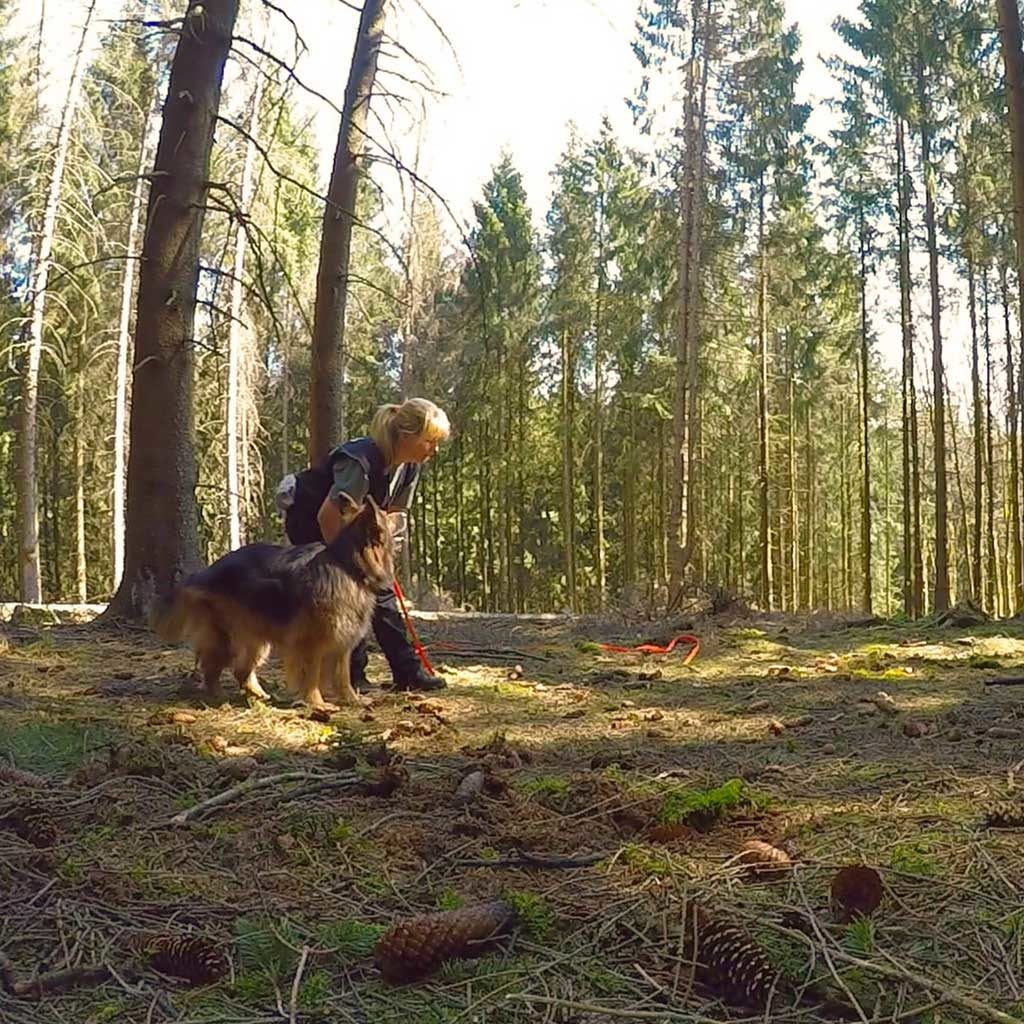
[659,778,748,826]
[234,916,301,980]
[889,841,939,877]
[316,919,385,962]
[0,720,108,775]
[521,775,571,798]
[502,890,555,939]
[843,917,876,954]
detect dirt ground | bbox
[1,608,1023,1023]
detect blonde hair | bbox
[369,398,451,466]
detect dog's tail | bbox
[147,588,190,643]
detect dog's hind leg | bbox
[232,640,271,701]
[194,630,230,699]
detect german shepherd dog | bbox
[149,496,393,710]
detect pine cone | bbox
[375,900,516,983]
[0,763,49,788]
[736,840,791,879]
[148,935,229,985]
[984,802,1024,828]
[0,804,59,848]
[684,903,783,1010]
[830,865,883,923]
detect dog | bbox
[149,496,393,710]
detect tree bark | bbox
[105,0,240,620]
[16,0,96,601]
[113,120,153,593]
[859,208,872,613]
[916,47,950,613]
[309,0,387,460]
[1003,266,1024,610]
[968,258,983,600]
[226,64,264,551]
[757,176,772,610]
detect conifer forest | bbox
[5,2,1024,1023]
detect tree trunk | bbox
[560,331,577,611]
[593,183,607,610]
[916,50,950,613]
[309,0,387,460]
[968,258,983,601]
[16,0,96,602]
[983,270,1000,614]
[113,120,153,594]
[859,209,872,613]
[1003,266,1024,609]
[757,176,772,610]
[998,0,1024,364]
[787,373,797,611]
[226,65,264,551]
[897,116,925,617]
[74,366,86,603]
[105,0,240,620]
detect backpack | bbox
[283,457,335,544]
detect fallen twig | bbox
[829,947,1024,1024]
[456,850,609,869]
[984,677,1024,687]
[167,770,332,826]
[0,952,115,999]
[506,992,726,1022]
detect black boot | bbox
[370,587,446,692]
[391,665,447,692]
[350,638,372,693]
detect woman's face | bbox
[400,431,441,464]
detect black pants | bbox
[353,587,420,682]
[284,510,417,683]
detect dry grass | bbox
[0,611,1023,1022]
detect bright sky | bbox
[23,0,978,394]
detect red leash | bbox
[598,633,701,665]
[392,579,698,673]
[392,578,436,675]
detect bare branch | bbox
[231,35,342,117]
[216,113,408,271]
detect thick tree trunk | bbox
[916,55,950,613]
[757,177,772,610]
[859,210,872,613]
[997,0,1024,608]
[1003,267,1024,610]
[105,0,240,619]
[112,123,153,593]
[16,0,96,602]
[968,259,983,600]
[560,331,577,611]
[309,0,387,460]
[74,368,86,603]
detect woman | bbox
[283,398,451,693]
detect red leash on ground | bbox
[392,580,699,672]
[598,633,701,664]
[392,578,437,675]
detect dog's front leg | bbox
[334,646,362,707]
[284,650,338,713]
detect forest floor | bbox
[1,605,1024,1023]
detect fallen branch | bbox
[457,850,608,869]
[168,770,332,826]
[828,947,1023,1024]
[984,677,1024,687]
[506,993,723,1022]
[0,953,115,999]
